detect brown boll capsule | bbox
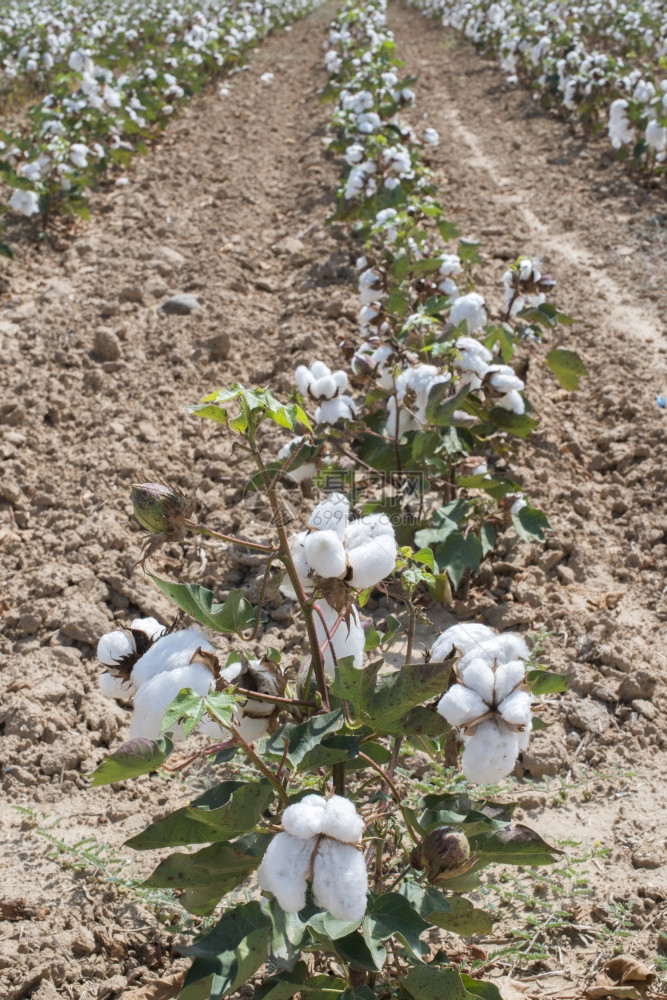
[410,826,472,882]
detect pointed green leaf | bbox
[434,532,482,590]
[254,963,309,1000]
[404,965,474,1000]
[125,780,274,850]
[425,382,470,427]
[89,736,173,787]
[511,504,551,543]
[332,657,383,721]
[469,823,564,867]
[148,577,256,634]
[364,659,453,735]
[263,710,345,769]
[545,349,588,390]
[526,669,572,694]
[460,974,504,1000]
[365,893,429,958]
[179,900,271,1000]
[488,408,537,438]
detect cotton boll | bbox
[430,623,496,662]
[283,794,327,840]
[450,293,487,333]
[461,720,519,783]
[315,396,357,425]
[304,529,347,580]
[310,375,337,400]
[487,367,524,394]
[437,685,488,727]
[130,617,165,642]
[288,530,312,590]
[99,671,134,700]
[458,658,495,706]
[258,832,314,912]
[314,600,364,674]
[308,493,349,537]
[234,714,271,743]
[459,633,530,673]
[346,532,397,590]
[312,839,368,923]
[495,390,525,415]
[131,627,216,689]
[129,662,215,741]
[97,629,134,667]
[321,795,364,844]
[493,659,526,704]
[498,689,532,728]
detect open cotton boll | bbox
[258,831,314,913]
[450,293,487,333]
[487,367,524,394]
[461,719,519,783]
[308,492,349,537]
[131,627,216,689]
[495,390,525,415]
[288,530,312,591]
[99,672,134,700]
[498,689,532,728]
[97,629,134,667]
[458,633,530,674]
[494,659,526,704]
[321,795,364,843]
[430,622,496,662]
[312,839,368,923]
[458,657,495,706]
[304,529,347,579]
[314,599,364,674]
[130,617,165,642]
[346,531,397,590]
[129,661,215,742]
[315,395,357,425]
[283,794,327,840]
[437,685,488,728]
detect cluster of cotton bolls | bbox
[406,0,666,170]
[1,0,327,217]
[283,493,397,673]
[258,794,368,922]
[455,335,526,415]
[432,622,533,783]
[97,618,281,743]
[295,360,357,425]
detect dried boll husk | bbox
[410,826,474,882]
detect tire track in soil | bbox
[390,4,667,989]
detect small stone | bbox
[109,421,125,437]
[145,276,169,299]
[272,235,305,257]
[93,328,121,362]
[617,670,656,701]
[156,245,186,268]
[557,565,576,586]
[632,847,664,870]
[611,498,629,516]
[119,284,144,304]
[158,293,202,315]
[97,975,128,996]
[137,420,157,442]
[98,300,120,318]
[204,332,231,360]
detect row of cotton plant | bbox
[272,0,584,600]
[90,378,568,999]
[406,0,666,170]
[0,0,324,247]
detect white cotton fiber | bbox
[314,600,364,674]
[97,629,134,667]
[308,492,350,537]
[258,831,314,913]
[320,795,364,844]
[461,720,519,784]
[282,794,327,840]
[99,671,134,700]
[346,532,397,590]
[288,530,312,593]
[129,661,215,742]
[498,690,532,729]
[311,375,337,400]
[130,617,165,641]
[312,839,368,923]
[131,627,216,689]
[459,657,495,706]
[315,396,356,425]
[494,659,526,704]
[304,529,347,579]
[458,633,530,674]
[437,685,488,727]
[430,623,496,662]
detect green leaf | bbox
[148,577,256,634]
[89,736,173,787]
[457,239,483,265]
[143,833,271,915]
[400,706,447,736]
[365,893,429,958]
[438,219,460,241]
[425,382,470,427]
[334,931,383,972]
[179,901,271,1000]
[364,659,454,735]
[332,658,383,722]
[391,251,409,281]
[0,240,13,259]
[469,823,564,868]
[125,780,274,850]
[526,669,572,694]
[429,895,494,936]
[300,975,348,999]
[488,408,537,438]
[545,349,588,391]
[460,974,504,1000]
[412,257,443,276]
[403,965,474,1000]
[297,733,365,772]
[511,504,551,543]
[483,323,515,362]
[188,402,230,425]
[480,522,496,557]
[160,688,206,739]
[264,710,345,769]
[254,963,309,1000]
[434,532,482,590]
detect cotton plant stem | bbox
[249,559,274,642]
[184,520,276,553]
[233,686,316,709]
[232,723,290,806]
[252,448,330,710]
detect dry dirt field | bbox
[1,3,666,999]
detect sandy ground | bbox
[0,3,665,999]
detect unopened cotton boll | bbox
[257,831,314,913]
[131,627,216,689]
[282,794,327,840]
[314,599,364,674]
[320,795,364,843]
[312,839,368,923]
[461,719,519,783]
[430,622,496,662]
[304,529,347,579]
[437,685,488,727]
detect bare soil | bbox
[0,4,665,999]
